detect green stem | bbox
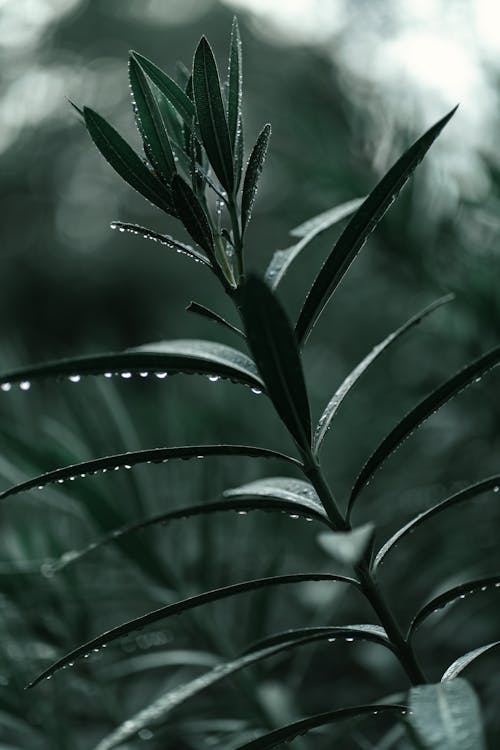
[228,196,244,281]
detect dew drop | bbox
[46,675,52,681]
[237,511,247,515]
[139,372,149,378]
[69,662,75,667]
[1,383,12,392]
[104,372,113,378]
[494,486,499,493]
[139,728,153,740]
[19,381,31,391]
[290,514,300,519]
[56,479,64,484]
[251,387,262,395]
[208,374,220,382]
[124,464,132,470]
[459,594,466,599]
[155,372,168,379]
[328,637,336,643]
[345,637,355,642]
[68,375,81,383]
[121,372,132,379]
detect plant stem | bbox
[228,196,244,281]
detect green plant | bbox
[2,17,499,750]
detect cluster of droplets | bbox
[430,580,500,616]
[110,222,205,264]
[1,381,31,392]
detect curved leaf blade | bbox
[241,124,271,233]
[408,679,485,750]
[110,221,210,265]
[239,275,311,449]
[243,624,392,655]
[131,51,196,125]
[186,301,244,337]
[27,573,358,688]
[295,107,458,345]
[314,295,453,453]
[442,642,500,681]
[349,343,500,518]
[83,107,173,213]
[223,476,323,517]
[171,174,214,256]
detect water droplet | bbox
[124,464,132,470]
[46,675,52,680]
[68,662,74,667]
[56,479,64,484]
[139,728,153,740]
[19,381,30,391]
[121,372,132,379]
[305,517,313,522]
[345,637,355,642]
[290,514,299,519]
[459,594,466,599]
[495,582,500,588]
[328,637,336,642]
[68,375,81,383]
[155,372,168,379]
[251,387,262,395]
[494,486,499,493]
[84,653,90,659]
[104,372,113,378]
[37,485,44,490]
[1,383,11,392]
[208,375,220,382]
[237,511,247,515]
[139,372,149,378]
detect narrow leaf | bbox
[243,624,392,655]
[131,51,196,125]
[239,275,311,449]
[295,107,458,345]
[442,642,500,681]
[171,174,214,256]
[266,197,364,289]
[224,476,323,517]
[374,474,500,572]
[317,523,375,565]
[408,679,485,750]
[129,55,176,181]
[314,295,453,453]
[186,301,244,337]
[193,36,234,192]
[110,221,210,265]
[349,343,500,518]
[408,575,500,639]
[241,124,271,232]
[83,107,173,213]
[227,17,242,150]
[28,573,358,688]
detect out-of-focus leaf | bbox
[186,301,244,337]
[442,642,500,681]
[317,523,375,565]
[241,124,271,233]
[110,221,210,265]
[131,51,195,125]
[171,174,214,256]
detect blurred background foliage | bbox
[0,1,500,748]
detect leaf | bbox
[243,624,392,655]
[0,339,265,394]
[193,36,234,193]
[223,476,324,518]
[235,705,407,750]
[227,16,242,151]
[27,573,358,688]
[295,107,458,345]
[314,295,454,453]
[239,275,311,450]
[0,445,300,502]
[92,626,378,750]
[265,197,364,289]
[317,523,375,565]
[408,574,500,639]
[408,679,485,750]
[442,642,500,681]
[186,301,244,337]
[348,342,500,519]
[373,474,500,572]
[110,221,210,265]
[83,107,173,213]
[131,51,196,126]
[171,174,214,256]
[241,124,271,233]
[129,55,176,182]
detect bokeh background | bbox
[0,1,499,748]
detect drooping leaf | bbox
[223,476,323,518]
[265,197,364,289]
[129,55,176,182]
[442,642,500,681]
[68,98,84,118]
[295,107,458,345]
[348,343,500,518]
[243,624,392,655]
[241,124,271,233]
[227,16,242,151]
[373,474,500,572]
[193,36,234,193]
[131,51,196,125]
[110,221,210,265]
[317,523,375,565]
[0,445,300,502]
[28,573,358,688]
[408,574,500,639]
[171,174,214,256]
[83,107,173,213]
[314,295,453,453]
[186,301,244,337]
[408,679,485,750]
[239,275,311,450]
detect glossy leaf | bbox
[171,174,214,256]
[193,36,234,192]
[239,275,311,449]
[241,124,271,232]
[224,476,324,518]
[243,624,392,655]
[442,642,500,681]
[0,445,300,502]
[28,573,358,688]
[131,51,196,125]
[374,474,500,572]
[314,295,453,453]
[83,107,173,213]
[408,679,485,750]
[317,523,375,565]
[266,197,364,289]
[227,16,242,151]
[110,221,210,265]
[129,55,176,182]
[295,107,458,345]
[348,342,500,518]
[186,301,244,337]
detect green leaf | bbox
[243,624,392,655]
[317,523,375,565]
[373,474,500,572]
[110,221,210,265]
[223,476,323,517]
[239,275,311,450]
[193,36,234,193]
[129,55,176,182]
[442,642,500,681]
[186,301,244,337]
[408,575,500,639]
[266,197,364,289]
[348,342,500,518]
[171,174,214,256]
[83,107,173,213]
[235,705,407,750]
[28,573,358,688]
[295,107,458,345]
[131,51,196,126]
[227,17,242,151]
[314,295,453,453]
[408,679,485,750]
[241,124,271,233]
